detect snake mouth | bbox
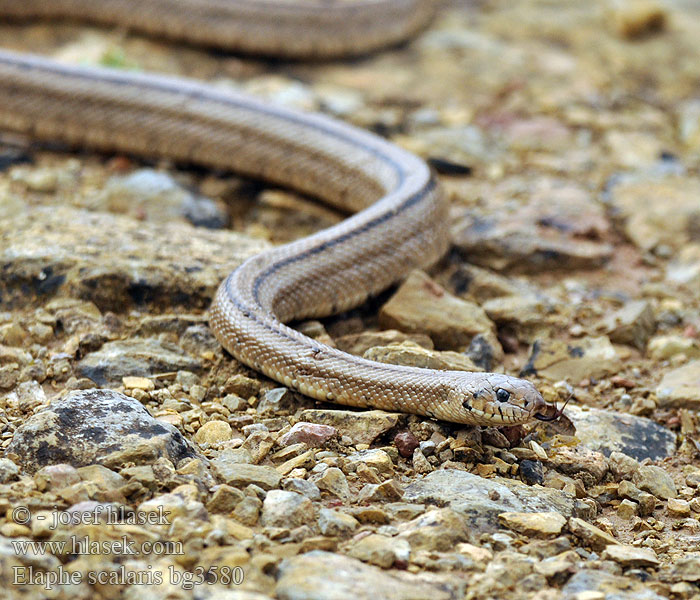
[468,404,531,425]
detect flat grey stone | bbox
[403,470,575,532]
[0,206,266,311]
[78,338,201,386]
[562,569,666,600]
[211,460,281,491]
[565,406,676,461]
[276,551,462,600]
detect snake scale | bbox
[0,0,550,425]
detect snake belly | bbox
[0,1,548,425]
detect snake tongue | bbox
[533,394,572,422]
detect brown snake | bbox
[0,0,550,425]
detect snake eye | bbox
[496,388,510,403]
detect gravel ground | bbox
[1,1,700,598]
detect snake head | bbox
[446,374,547,425]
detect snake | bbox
[0,0,551,425]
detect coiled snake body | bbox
[0,0,548,425]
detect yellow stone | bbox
[498,511,567,537]
[194,420,232,444]
[122,376,155,391]
[667,498,691,517]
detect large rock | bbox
[378,270,502,354]
[312,467,350,501]
[438,263,531,304]
[521,336,620,382]
[606,174,700,253]
[403,470,576,532]
[450,182,612,273]
[0,206,266,311]
[562,569,666,600]
[565,406,676,461]
[78,339,202,386]
[335,330,434,355]
[545,445,609,485]
[5,390,198,473]
[346,449,395,476]
[364,342,481,373]
[275,551,462,600]
[298,409,399,445]
[596,300,656,351]
[481,295,558,343]
[656,360,700,409]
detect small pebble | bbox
[394,431,420,458]
[194,420,233,444]
[667,498,691,517]
[278,422,337,447]
[617,499,638,519]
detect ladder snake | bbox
[0,0,550,425]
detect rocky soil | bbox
[1,0,700,598]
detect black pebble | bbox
[519,459,544,485]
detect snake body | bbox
[0,0,547,425]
